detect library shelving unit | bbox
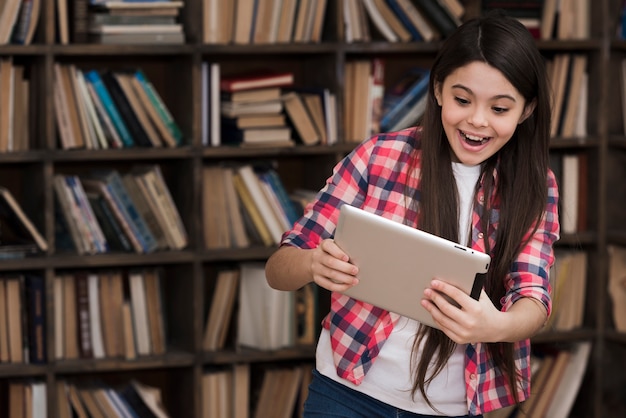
[0,0,623,417]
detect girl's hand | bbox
[421,279,502,344]
[310,239,359,292]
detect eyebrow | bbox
[451,84,517,102]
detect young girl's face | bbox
[435,61,534,166]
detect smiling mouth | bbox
[461,130,490,145]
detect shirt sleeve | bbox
[500,169,560,316]
[280,137,376,249]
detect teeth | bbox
[462,131,488,143]
[463,132,484,141]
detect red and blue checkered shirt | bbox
[281,127,560,415]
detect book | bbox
[81,177,145,253]
[11,0,41,45]
[221,166,251,248]
[86,169,159,253]
[221,99,283,117]
[396,0,439,41]
[99,271,125,358]
[134,69,183,145]
[84,69,135,147]
[0,279,9,362]
[237,164,286,244]
[128,270,151,356]
[5,276,24,363]
[75,272,94,358]
[412,0,458,37]
[143,268,166,355]
[221,113,286,129]
[88,31,185,44]
[122,173,169,250]
[115,72,164,147]
[0,186,48,253]
[24,275,46,364]
[87,273,106,359]
[282,91,320,145]
[121,300,136,360]
[101,70,154,147]
[608,245,626,332]
[62,273,79,359]
[202,165,231,249]
[131,164,188,250]
[237,262,295,350]
[202,269,240,351]
[380,67,430,132]
[220,71,295,92]
[232,171,274,246]
[0,0,24,44]
[222,125,292,146]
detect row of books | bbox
[231,262,316,351]
[0,275,45,365]
[201,65,338,147]
[492,342,592,418]
[54,379,171,418]
[54,166,187,255]
[550,152,588,235]
[0,58,30,153]
[342,0,463,43]
[53,63,183,150]
[547,53,588,139]
[203,164,300,250]
[53,269,166,362]
[0,0,40,45]
[204,0,328,45]
[344,59,429,142]
[201,363,312,418]
[5,380,46,418]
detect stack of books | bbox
[220,71,295,148]
[87,0,185,44]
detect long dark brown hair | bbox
[410,12,551,408]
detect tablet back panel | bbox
[334,204,491,328]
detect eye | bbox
[455,97,469,105]
[492,106,508,114]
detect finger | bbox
[320,239,351,262]
[429,279,471,308]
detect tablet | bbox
[333,204,491,329]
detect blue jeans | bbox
[303,369,482,418]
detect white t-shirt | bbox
[316,162,481,415]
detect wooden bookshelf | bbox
[0,0,622,416]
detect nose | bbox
[468,106,488,128]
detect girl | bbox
[265,12,559,418]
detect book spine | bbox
[259,170,301,226]
[106,171,159,253]
[386,0,423,40]
[83,70,135,147]
[71,0,89,43]
[101,71,153,147]
[25,275,46,364]
[66,175,109,253]
[380,69,430,131]
[74,273,93,359]
[134,70,183,144]
[413,0,458,37]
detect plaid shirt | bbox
[281,127,559,415]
